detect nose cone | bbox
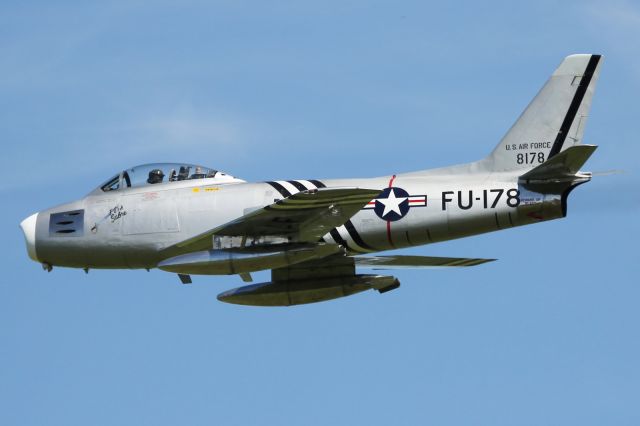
[20,213,39,262]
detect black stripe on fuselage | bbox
[287,180,308,192]
[307,178,372,252]
[308,179,374,251]
[344,220,376,251]
[266,181,292,198]
[548,54,601,159]
[330,229,348,248]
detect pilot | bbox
[177,166,190,181]
[189,166,207,180]
[147,169,165,184]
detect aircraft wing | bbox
[165,187,381,255]
[217,253,493,306]
[218,255,399,306]
[354,255,495,269]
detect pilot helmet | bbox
[177,166,190,180]
[147,169,165,184]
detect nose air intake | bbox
[20,213,39,262]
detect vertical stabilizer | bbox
[484,54,602,173]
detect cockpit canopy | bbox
[99,163,238,192]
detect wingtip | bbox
[467,258,496,266]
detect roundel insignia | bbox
[374,187,410,221]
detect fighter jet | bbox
[20,54,603,306]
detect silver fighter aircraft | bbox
[20,54,603,306]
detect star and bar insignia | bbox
[363,187,427,221]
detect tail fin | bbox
[484,54,603,173]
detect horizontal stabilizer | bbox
[519,145,597,183]
[354,255,495,269]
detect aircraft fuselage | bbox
[30,170,563,271]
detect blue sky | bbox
[2,1,639,425]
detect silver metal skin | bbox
[19,54,604,306]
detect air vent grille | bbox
[49,209,84,237]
